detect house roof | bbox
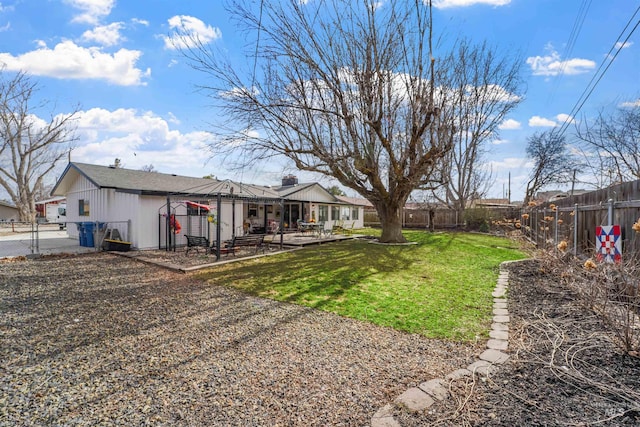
[51,162,371,207]
[0,200,17,209]
[35,196,66,205]
[273,182,352,204]
[274,182,318,197]
[51,162,282,200]
[335,195,372,207]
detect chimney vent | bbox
[282,175,298,186]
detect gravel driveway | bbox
[1,253,482,426]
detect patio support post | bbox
[232,198,236,238]
[166,195,171,251]
[263,202,268,230]
[215,193,222,261]
[279,198,284,250]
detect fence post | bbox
[573,204,578,257]
[31,222,38,255]
[543,208,547,248]
[607,198,614,226]
[533,209,537,246]
[554,207,559,249]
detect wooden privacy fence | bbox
[364,208,461,228]
[364,206,521,229]
[522,179,640,259]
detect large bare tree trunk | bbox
[375,199,407,243]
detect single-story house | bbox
[0,200,19,221]
[51,162,364,250]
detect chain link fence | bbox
[0,221,97,258]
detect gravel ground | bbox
[1,252,483,426]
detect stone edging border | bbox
[371,260,517,427]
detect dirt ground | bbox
[394,259,640,426]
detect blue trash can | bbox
[83,222,95,247]
[76,223,86,246]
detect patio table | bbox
[299,222,324,237]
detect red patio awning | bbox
[185,201,211,211]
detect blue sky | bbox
[0,0,638,202]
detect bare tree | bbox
[575,103,640,187]
[0,70,78,221]
[181,0,522,242]
[33,181,55,202]
[140,164,157,173]
[431,40,523,219]
[524,131,576,205]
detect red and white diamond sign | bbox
[596,225,622,263]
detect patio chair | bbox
[322,222,333,238]
[331,224,342,235]
[343,221,355,235]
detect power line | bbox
[556,5,640,138]
[547,0,592,104]
[252,0,265,89]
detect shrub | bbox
[539,249,640,356]
[464,207,493,232]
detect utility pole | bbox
[508,172,511,204]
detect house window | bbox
[352,207,359,220]
[79,199,90,216]
[331,206,340,220]
[248,203,258,217]
[341,206,351,220]
[318,205,328,222]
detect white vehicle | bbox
[46,203,67,230]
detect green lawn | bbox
[194,230,526,341]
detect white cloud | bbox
[167,112,180,125]
[620,99,640,108]
[555,113,575,124]
[163,15,222,50]
[484,157,530,172]
[491,139,509,145]
[64,0,115,25]
[528,115,557,127]
[0,3,15,13]
[481,84,521,103]
[526,46,595,76]
[72,108,217,172]
[615,41,633,50]
[81,22,124,46]
[0,40,150,86]
[0,22,9,32]
[432,0,511,8]
[498,118,521,130]
[131,18,149,27]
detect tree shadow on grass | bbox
[194,239,419,309]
